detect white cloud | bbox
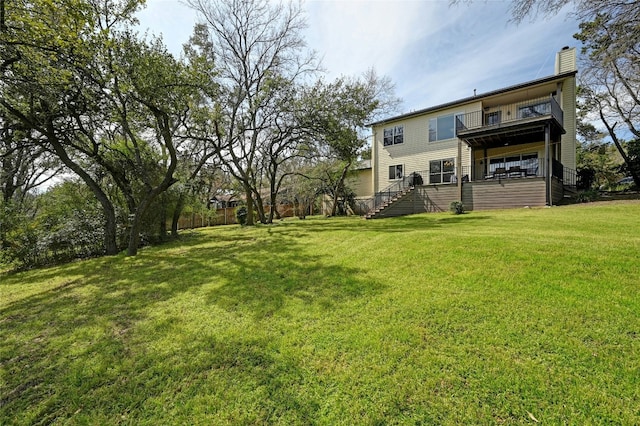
[304,0,438,78]
[135,0,581,117]
[391,2,580,113]
[135,0,199,55]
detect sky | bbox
[135,0,581,119]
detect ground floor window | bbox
[429,158,455,184]
[489,153,539,175]
[388,164,403,180]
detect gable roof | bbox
[369,71,577,127]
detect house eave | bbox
[368,71,577,127]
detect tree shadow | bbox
[271,213,493,237]
[0,221,386,423]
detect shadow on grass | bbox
[0,222,385,423]
[269,213,494,238]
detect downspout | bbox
[372,129,378,194]
[457,138,462,201]
[545,123,552,206]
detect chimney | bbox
[555,46,577,74]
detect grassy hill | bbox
[2,201,639,424]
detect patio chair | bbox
[484,167,506,180]
[508,166,526,177]
[494,167,507,178]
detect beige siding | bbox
[348,168,373,198]
[372,102,480,192]
[560,75,577,171]
[555,47,577,75]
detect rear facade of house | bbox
[367,47,577,218]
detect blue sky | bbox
[136,0,581,117]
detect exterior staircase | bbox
[365,186,415,219]
[562,166,578,198]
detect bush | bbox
[0,220,40,270]
[450,201,465,215]
[573,189,600,203]
[235,206,248,225]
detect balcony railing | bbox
[456,95,564,133]
[470,158,570,182]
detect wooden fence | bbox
[174,204,296,230]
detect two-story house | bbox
[367,47,577,218]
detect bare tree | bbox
[184,0,318,225]
[505,0,638,24]
[577,15,640,185]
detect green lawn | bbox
[2,201,639,424]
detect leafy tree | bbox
[257,78,312,223]
[36,180,107,262]
[2,0,210,256]
[575,95,619,189]
[166,30,221,236]
[576,139,621,190]
[0,114,62,260]
[104,32,201,255]
[360,145,372,161]
[0,115,61,205]
[0,0,132,255]
[300,70,400,216]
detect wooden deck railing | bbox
[456,95,563,133]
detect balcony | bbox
[456,95,565,148]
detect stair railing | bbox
[371,171,424,213]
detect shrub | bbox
[574,189,600,203]
[235,206,248,225]
[0,220,41,270]
[450,201,465,215]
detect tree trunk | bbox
[253,191,267,224]
[330,160,351,216]
[125,112,179,256]
[158,199,168,243]
[245,187,254,226]
[599,111,640,187]
[171,193,186,238]
[49,139,119,255]
[127,210,143,256]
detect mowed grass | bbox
[1,201,639,424]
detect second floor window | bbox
[429,113,464,142]
[518,102,551,119]
[485,111,501,125]
[383,126,404,146]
